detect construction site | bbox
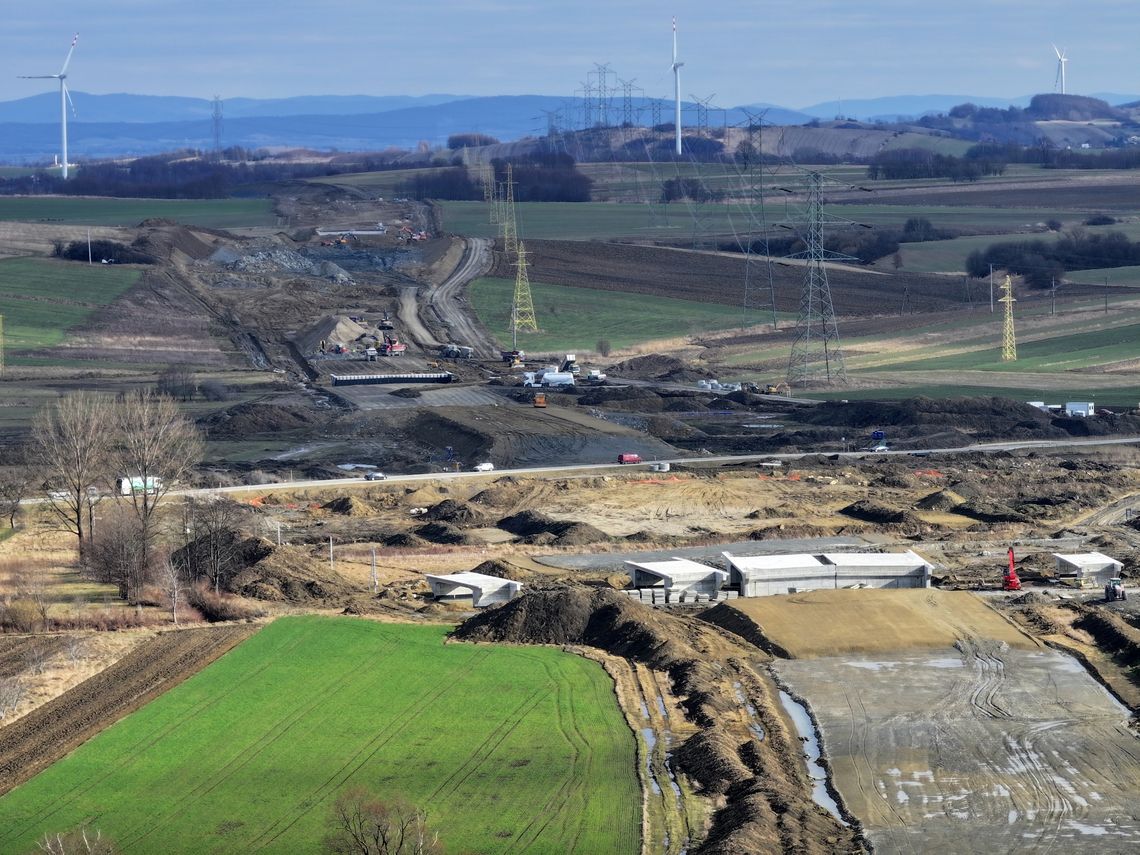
[4,147,1140,853]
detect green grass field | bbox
[0,257,140,350]
[0,197,275,228]
[0,617,640,855]
[470,276,775,352]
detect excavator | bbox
[1003,547,1022,592]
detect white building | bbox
[722,550,933,597]
[1053,552,1121,587]
[424,573,522,608]
[625,558,729,600]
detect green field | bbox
[470,276,776,352]
[0,197,275,228]
[0,257,140,350]
[0,617,640,855]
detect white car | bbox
[473,462,495,472]
[871,444,890,452]
[364,472,387,481]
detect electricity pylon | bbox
[1000,274,1017,361]
[786,171,848,386]
[500,164,518,258]
[512,241,538,336]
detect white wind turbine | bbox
[1053,44,1068,95]
[671,16,683,156]
[20,34,79,179]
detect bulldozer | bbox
[1105,578,1127,602]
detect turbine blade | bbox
[64,83,77,118]
[1053,43,1061,59]
[59,33,79,76]
[19,75,59,79]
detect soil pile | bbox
[470,558,534,582]
[453,587,862,854]
[840,500,924,527]
[321,496,373,516]
[954,499,1032,524]
[747,523,833,540]
[608,354,714,383]
[423,499,486,525]
[413,522,471,545]
[171,532,273,585]
[199,402,323,439]
[134,225,216,260]
[496,510,607,545]
[383,531,428,548]
[292,315,369,353]
[915,489,965,511]
[228,543,353,603]
[799,397,1053,440]
[1074,610,1140,666]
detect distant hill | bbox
[798,94,1031,121]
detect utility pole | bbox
[989,265,994,313]
[370,547,378,594]
[87,228,92,265]
[328,535,334,573]
[211,95,223,157]
[1051,277,1056,315]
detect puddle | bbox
[642,728,661,795]
[732,681,765,741]
[778,690,847,825]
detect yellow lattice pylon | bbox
[512,242,538,333]
[999,275,1016,361]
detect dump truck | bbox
[439,344,474,359]
[560,354,581,376]
[379,334,407,356]
[533,392,547,408]
[501,349,525,364]
[617,453,643,464]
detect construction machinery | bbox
[1105,578,1127,602]
[501,349,525,366]
[378,311,395,330]
[379,334,407,356]
[533,392,547,408]
[560,354,581,376]
[1003,547,1022,592]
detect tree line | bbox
[867,149,1007,181]
[398,151,592,202]
[966,228,1140,287]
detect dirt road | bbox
[426,237,496,357]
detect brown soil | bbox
[453,587,865,854]
[707,589,1036,659]
[0,624,256,797]
[228,544,354,603]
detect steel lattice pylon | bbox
[512,241,538,336]
[787,172,848,387]
[999,274,1017,361]
[500,164,518,258]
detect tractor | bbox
[1105,578,1127,602]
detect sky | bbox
[3,0,1139,108]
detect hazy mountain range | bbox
[1,91,1137,163]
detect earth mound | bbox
[228,543,353,603]
[413,522,471,545]
[292,314,369,353]
[915,489,965,511]
[171,532,272,584]
[321,496,373,516]
[840,499,924,527]
[608,354,715,383]
[383,532,428,548]
[747,523,832,540]
[496,510,607,544]
[423,499,486,525]
[470,558,534,582]
[954,499,1032,524]
[198,402,323,439]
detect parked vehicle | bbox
[117,476,162,496]
[473,462,495,472]
[540,372,576,388]
[1106,578,1127,601]
[533,392,547,408]
[617,453,643,464]
[364,472,387,481]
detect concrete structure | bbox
[1053,552,1121,588]
[424,572,522,608]
[722,550,933,597]
[625,558,728,601]
[1065,401,1095,418]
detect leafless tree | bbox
[15,561,52,630]
[32,393,113,561]
[86,509,146,602]
[111,391,204,585]
[0,464,32,530]
[160,559,186,626]
[23,641,51,675]
[0,676,25,719]
[181,497,250,593]
[63,634,86,663]
[156,364,197,401]
[324,789,442,855]
[36,826,117,854]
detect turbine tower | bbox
[20,34,79,179]
[1053,45,1068,95]
[671,17,683,156]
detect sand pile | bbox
[292,315,369,353]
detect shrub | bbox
[1085,214,1117,226]
[188,584,267,623]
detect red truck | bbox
[617,453,643,464]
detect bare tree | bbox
[23,642,51,675]
[181,497,250,593]
[86,508,146,602]
[15,562,52,630]
[156,364,197,401]
[36,826,117,854]
[111,392,204,586]
[160,559,186,626]
[32,394,113,561]
[324,789,442,855]
[0,464,32,530]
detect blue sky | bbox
[4,0,1138,107]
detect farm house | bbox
[424,573,522,608]
[721,551,933,596]
[625,558,729,601]
[1053,552,1122,587]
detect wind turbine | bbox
[671,16,683,156]
[20,34,79,179]
[1052,44,1068,95]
